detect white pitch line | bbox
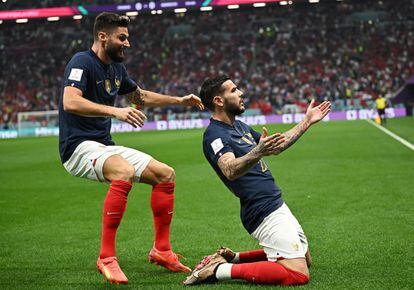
[366,119,414,151]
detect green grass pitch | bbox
[1,117,413,289]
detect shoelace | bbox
[194,255,212,270]
[175,252,187,261]
[156,250,187,263]
[167,251,187,262]
[103,258,121,271]
[217,247,235,261]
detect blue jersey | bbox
[203,118,284,234]
[59,49,137,163]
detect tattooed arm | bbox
[217,101,331,180]
[125,87,146,107]
[218,131,285,181]
[276,100,331,154]
[63,86,146,128]
[125,87,204,109]
[276,119,311,153]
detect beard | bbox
[105,42,124,62]
[225,100,245,116]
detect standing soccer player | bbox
[184,76,330,286]
[59,12,204,284]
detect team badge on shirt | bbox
[115,78,121,89]
[292,243,300,251]
[105,80,111,93]
[241,133,254,145]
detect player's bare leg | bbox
[218,246,311,267]
[140,159,191,272]
[185,245,310,286]
[184,253,309,286]
[96,154,135,284]
[278,257,309,278]
[103,154,136,183]
[140,158,175,185]
[305,248,312,268]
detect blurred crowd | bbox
[1,0,413,128]
[1,0,125,10]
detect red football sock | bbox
[99,180,132,259]
[231,261,309,285]
[151,182,175,251]
[239,249,267,262]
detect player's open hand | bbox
[304,100,331,125]
[181,94,205,110]
[114,106,147,128]
[257,127,286,156]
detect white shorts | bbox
[251,203,308,261]
[63,140,152,183]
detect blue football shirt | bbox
[59,49,138,163]
[203,118,284,234]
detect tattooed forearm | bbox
[218,149,263,181]
[126,88,145,107]
[278,120,310,152]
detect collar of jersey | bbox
[210,118,236,129]
[88,49,111,68]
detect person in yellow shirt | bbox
[376,95,387,125]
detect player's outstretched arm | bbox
[218,130,285,181]
[125,88,204,110]
[275,100,331,154]
[63,86,147,128]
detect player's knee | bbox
[103,155,135,182]
[286,267,310,285]
[117,164,135,181]
[280,259,309,281]
[280,267,309,286]
[297,273,309,285]
[124,164,136,181]
[157,165,175,183]
[113,164,135,182]
[296,264,309,277]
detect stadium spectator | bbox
[0,0,413,127]
[183,75,330,286]
[59,12,203,284]
[1,0,125,10]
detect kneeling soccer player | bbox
[184,76,330,286]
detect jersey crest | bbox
[241,133,255,145]
[259,159,268,172]
[115,78,121,89]
[105,79,111,93]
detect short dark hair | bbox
[93,12,130,41]
[200,75,231,111]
